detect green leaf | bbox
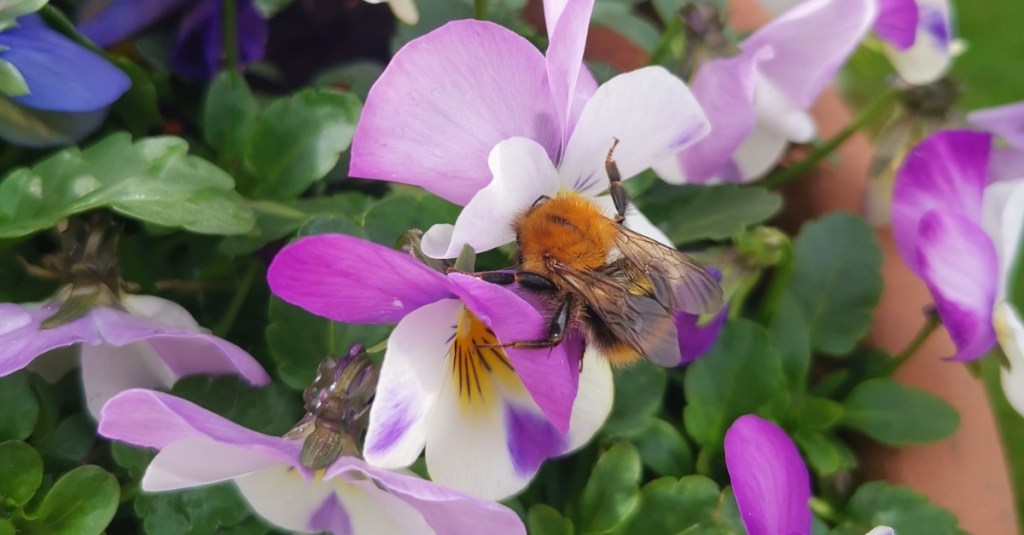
[601,361,667,436]
[254,0,295,16]
[109,57,163,136]
[630,418,694,478]
[245,89,361,198]
[361,193,462,246]
[842,378,959,445]
[592,2,660,52]
[0,372,39,441]
[20,465,118,535]
[796,396,845,431]
[266,298,391,391]
[638,184,782,245]
[0,134,256,238]
[527,504,574,535]
[577,442,643,534]
[0,58,28,97]
[624,476,743,535]
[219,194,370,255]
[793,429,857,477]
[831,481,961,535]
[203,71,258,165]
[769,290,812,390]
[683,319,787,447]
[786,214,883,356]
[0,440,43,506]
[170,376,303,436]
[0,519,13,535]
[38,414,95,465]
[134,482,256,535]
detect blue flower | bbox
[78,0,268,81]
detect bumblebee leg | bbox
[476,270,558,292]
[479,295,573,350]
[605,138,629,224]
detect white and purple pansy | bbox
[349,0,709,257]
[654,0,882,184]
[881,0,954,85]
[267,233,613,500]
[0,292,269,419]
[725,414,894,535]
[98,389,527,535]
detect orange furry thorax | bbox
[513,192,617,278]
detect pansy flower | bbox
[725,414,894,535]
[655,0,884,184]
[0,14,130,146]
[268,233,613,500]
[892,105,1024,414]
[350,0,709,256]
[99,389,527,535]
[78,0,268,81]
[880,0,954,85]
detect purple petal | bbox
[545,0,594,145]
[349,20,560,205]
[676,47,770,183]
[0,15,130,111]
[78,0,193,47]
[170,0,266,81]
[308,494,353,535]
[267,234,454,325]
[676,309,727,364]
[915,211,998,361]
[742,0,876,110]
[329,459,527,535]
[447,273,579,433]
[968,102,1024,149]
[874,0,919,50]
[98,389,301,466]
[725,414,811,535]
[505,402,567,476]
[892,130,992,274]
[885,0,952,84]
[0,303,98,376]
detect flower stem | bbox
[214,261,258,337]
[473,0,488,20]
[884,308,941,374]
[756,87,900,190]
[648,15,683,66]
[222,0,239,72]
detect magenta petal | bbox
[743,0,875,110]
[676,309,727,365]
[874,0,919,50]
[267,234,453,324]
[545,0,594,144]
[968,102,1024,149]
[680,47,769,183]
[329,459,526,535]
[446,273,578,433]
[915,211,998,361]
[892,130,992,274]
[349,20,560,205]
[725,415,811,535]
[0,303,97,376]
[98,389,301,465]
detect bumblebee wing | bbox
[613,226,724,315]
[552,262,682,367]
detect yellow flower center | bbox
[450,307,520,410]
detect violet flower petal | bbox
[0,303,98,376]
[915,211,998,361]
[267,234,454,325]
[364,299,460,468]
[676,308,727,364]
[968,102,1024,149]
[419,137,562,259]
[561,66,710,198]
[743,0,877,111]
[0,15,130,111]
[78,0,193,48]
[725,414,812,535]
[885,0,952,85]
[234,465,349,534]
[171,0,266,81]
[874,0,919,50]
[891,130,991,274]
[545,0,594,144]
[349,20,560,205]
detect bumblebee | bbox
[481,140,723,367]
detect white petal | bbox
[80,342,178,419]
[590,195,673,246]
[982,178,1024,299]
[364,299,461,468]
[561,66,710,197]
[120,294,202,330]
[386,0,418,25]
[26,346,79,383]
[652,153,687,185]
[996,303,1024,420]
[864,526,895,535]
[143,437,282,492]
[567,348,613,450]
[339,478,434,535]
[885,0,953,85]
[732,77,816,181]
[420,137,562,259]
[235,464,335,534]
